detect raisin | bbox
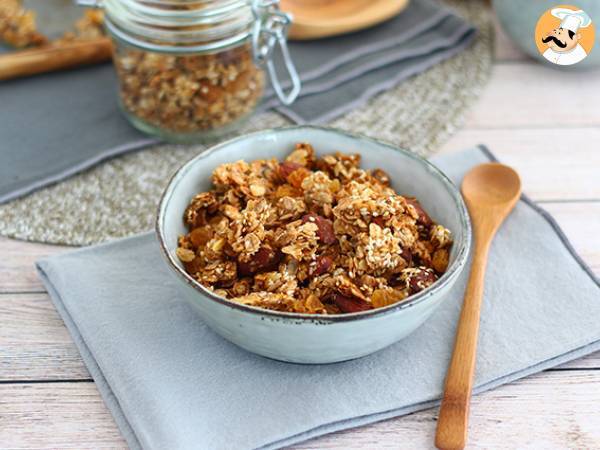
[287,167,311,188]
[331,293,373,313]
[432,248,449,273]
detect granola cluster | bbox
[113,41,265,134]
[56,10,105,44]
[176,144,453,314]
[0,0,46,48]
[0,1,104,48]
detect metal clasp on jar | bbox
[251,0,301,106]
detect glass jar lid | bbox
[103,0,253,51]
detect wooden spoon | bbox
[0,37,112,81]
[435,163,521,450]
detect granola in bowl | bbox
[176,143,453,315]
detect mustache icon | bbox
[542,35,567,48]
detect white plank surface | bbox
[0,237,67,294]
[439,128,600,201]
[290,371,600,449]
[0,383,126,449]
[0,294,89,381]
[2,371,600,450]
[463,63,600,128]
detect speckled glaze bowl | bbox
[156,126,471,364]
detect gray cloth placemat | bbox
[0,65,157,203]
[36,146,600,450]
[0,0,474,204]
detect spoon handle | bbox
[435,232,492,450]
[0,37,112,81]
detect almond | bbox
[302,213,335,245]
[311,255,333,276]
[237,246,280,276]
[405,198,433,228]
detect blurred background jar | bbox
[96,0,300,142]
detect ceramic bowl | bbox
[156,126,471,364]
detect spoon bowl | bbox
[462,163,522,207]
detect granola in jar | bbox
[176,143,455,315]
[112,41,265,136]
[102,0,299,142]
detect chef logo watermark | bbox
[535,5,595,66]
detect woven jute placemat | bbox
[0,0,493,246]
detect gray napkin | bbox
[274,20,475,124]
[36,146,600,450]
[265,4,476,123]
[0,0,474,203]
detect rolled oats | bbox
[177,143,454,314]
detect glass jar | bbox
[84,0,300,142]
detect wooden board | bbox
[282,0,410,40]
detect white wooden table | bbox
[1,19,600,449]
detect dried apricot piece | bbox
[189,227,213,248]
[432,248,449,273]
[287,167,311,189]
[371,289,407,308]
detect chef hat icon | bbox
[551,8,592,33]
